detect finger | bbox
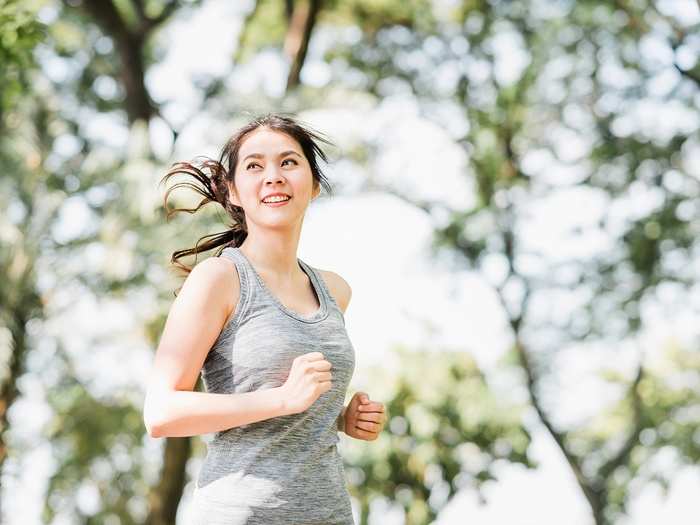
[358,403,384,412]
[356,412,383,423]
[355,420,381,432]
[353,427,379,441]
[361,413,386,427]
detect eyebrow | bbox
[241,150,302,163]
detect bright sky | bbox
[4,0,699,524]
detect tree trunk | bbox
[0,305,29,471]
[145,436,192,525]
[284,0,322,91]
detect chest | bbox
[227,309,356,390]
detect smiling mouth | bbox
[261,196,292,206]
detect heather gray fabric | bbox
[190,246,356,525]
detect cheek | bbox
[235,180,259,205]
[292,171,315,195]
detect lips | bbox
[261,193,291,202]
[262,196,292,207]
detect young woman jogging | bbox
[143,113,387,524]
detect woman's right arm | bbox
[142,256,288,438]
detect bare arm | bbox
[145,389,287,438]
[143,256,288,438]
[321,269,352,434]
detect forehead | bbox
[238,128,301,156]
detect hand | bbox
[280,352,333,415]
[342,392,387,441]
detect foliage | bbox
[0,0,45,126]
[344,346,534,525]
[316,0,700,523]
[43,346,154,524]
[2,0,699,524]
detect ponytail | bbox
[159,156,247,276]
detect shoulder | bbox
[317,269,352,314]
[181,254,239,315]
[188,255,237,285]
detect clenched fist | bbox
[340,392,386,441]
[280,352,333,415]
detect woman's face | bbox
[229,127,320,228]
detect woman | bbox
[143,113,387,524]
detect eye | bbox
[246,162,260,170]
[282,158,298,166]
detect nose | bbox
[263,165,286,185]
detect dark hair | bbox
[160,112,335,275]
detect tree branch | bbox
[141,0,180,33]
[232,0,262,68]
[132,0,146,22]
[71,0,132,39]
[598,363,644,481]
[63,0,161,123]
[284,0,322,91]
[673,61,700,89]
[493,106,606,515]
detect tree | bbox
[59,0,192,125]
[7,0,698,523]
[319,1,700,522]
[0,0,46,474]
[344,345,534,525]
[27,2,203,521]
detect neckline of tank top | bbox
[224,246,329,324]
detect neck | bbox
[238,234,302,282]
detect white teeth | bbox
[263,195,290,203]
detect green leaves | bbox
[0,0,45,126]
[342,345,534,524]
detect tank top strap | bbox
[218,246,253,323]
[298,260,340,312]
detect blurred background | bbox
[1,0,699,523]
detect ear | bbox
[311,181,321,201]
[228,182,242,207]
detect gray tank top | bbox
[190,246,356,525]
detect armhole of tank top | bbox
[310,266,346,326]
[215,249,251,343]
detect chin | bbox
[253,216,300,229]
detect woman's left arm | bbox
[322,270,387,440]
